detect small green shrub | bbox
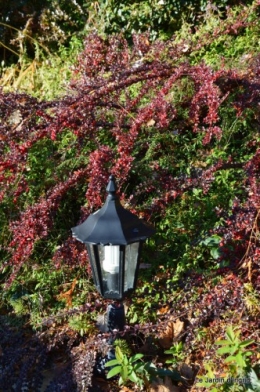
[105,345,181,390]
[68,313,96,336]
[105,346,152,389]
[164,342,185,367]
[215,326,254,373]
[197,326,258,391]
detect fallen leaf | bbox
[56,278,77,307]
[157,305,170,315]
[158,317,184,349]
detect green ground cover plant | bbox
[0,0,258,100]
[105,347,152,388]
[0,1,259,390]
[197,325,259,391]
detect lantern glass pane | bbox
[99,245,120,296]
[86,244,101,292]
[124,242,140,291]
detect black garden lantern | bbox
[72,175,155,303]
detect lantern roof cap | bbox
[71,175,155,245]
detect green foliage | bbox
[26,138,57,202]
[113,339,132,357]
[164,342,185,367]
[243,283,260,317]
[1,0,256,72]
[105,346,150,388]
[85,0,253,40]
[1,0,259,100]
[200,235,222,260]
[105,345,181,389]
[127,282,167,324]
[182,1,260,69]
[196,362,222,392]
[215,326,254,372]
[68,313,96,336]
[157,186,232,278]
[2,265,61,326]
[1,36,83,100]
[197,326,258,391]
[25,129,88,203]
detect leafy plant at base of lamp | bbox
[105,346,152,389]
[105,345,181,390]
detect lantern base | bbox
[106,302,126,332]
[97,301,125,333]
[94,302,125,377]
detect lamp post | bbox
[71,174,155,332]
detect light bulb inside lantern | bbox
[102,245,120,274]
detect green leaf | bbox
[201,235,221,246]
[210,247,221,259]
[121,365,129,381]
[115,346,124,363]
[128,370,140,384]
[226,326,237,341]
[217,346,233,355]
[106,365,121,379]
[234,353,246,368]
[215,339,230,345]
[130,312,138,324]
[239,339,254,348]
[130,353,144,363]
[225,355,237,363]
[105,359,120,367]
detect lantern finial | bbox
[106,174,117,200]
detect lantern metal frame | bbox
[71,175,155,301]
